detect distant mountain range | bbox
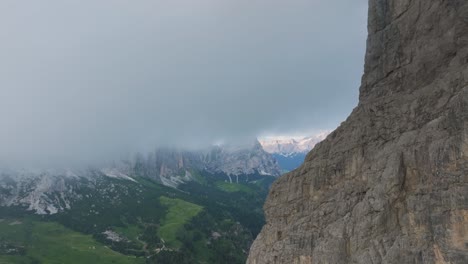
[0,140,280,214]
[0,136,336,263]
[259,132,329,172]
[0,140,280,263]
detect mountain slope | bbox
[248,1,468,263]
[0,169,275,263]
[130,141,281,188]
[0,142,280,263]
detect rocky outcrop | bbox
[0,172,81,214]
[131,140,281,186]
[206,141,281,177]
[248,0,468,263]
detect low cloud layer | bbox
[0,0,368,167]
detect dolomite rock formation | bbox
[247,0,468,263]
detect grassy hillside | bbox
[0,171,276,263]
[158,197,203,248]
[215,182,253,193]
[0,218,143,264]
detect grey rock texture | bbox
[206,141,281,177]
[0,171,87,215]
[131,140,281,187]
[247,0,468,263]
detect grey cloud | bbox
[0,0,368,167]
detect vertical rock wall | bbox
[247,0,468,263]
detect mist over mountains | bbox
[0,0,367,167]
[0,1,370,263]
[0,139,281,263]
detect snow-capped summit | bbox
[258,132,330,172]
[259,131,330,156]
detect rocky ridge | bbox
[248,0,468,263]
[0,140,280,214]
[131,140,281,187]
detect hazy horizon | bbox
[0,0,368,167]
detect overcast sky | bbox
[0,0,368,167]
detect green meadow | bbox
[215,181,253,193]
[158,197,203,248]
[0,218,143,264]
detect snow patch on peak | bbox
[259,170,272,176]
[101,168,137,183]
[259,131,330,155]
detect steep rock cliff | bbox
[248,0,468,263]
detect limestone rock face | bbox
[247,0,468,263]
